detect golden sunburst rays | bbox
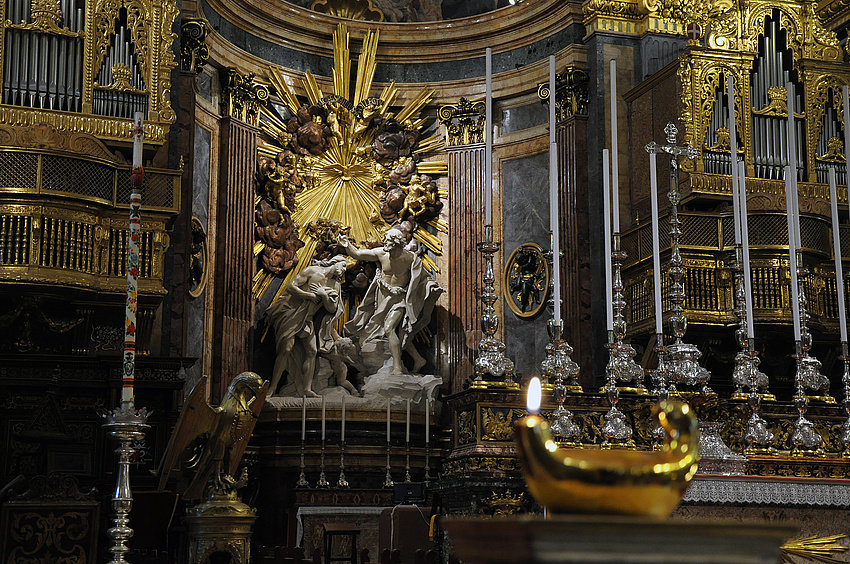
[256,22,449,301]
[781,534,848,563]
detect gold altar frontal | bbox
[443,515,798,564]
[186,497,258,564]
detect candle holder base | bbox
[731,392,777,402]
[102,401,150,564]
[806,394,837,404]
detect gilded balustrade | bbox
[622,210,848,334]
[0,146,177,295]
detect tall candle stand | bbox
[404,441,412,482]
[383,442,394,488]
[472,226,518,389]
[840,342,850,456]
[790,255,826,454]
[424,442,431,482]
[654,123,711,393]
[731,246,771,399]
[296,440,309,488]
[608,233,646,391]
[316,439,330,488]
[728,246,774,452]
[544,320,580,442]
[102,401,149,564]
[651,336,670,449]
[337,441,349,488]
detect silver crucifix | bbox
[645,122,711,393]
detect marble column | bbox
[210,69,267,401]
[554,68,591,383]
[440,98,489,392]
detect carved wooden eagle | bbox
[156,372,269,500]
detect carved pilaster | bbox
[219,69,270,127]
[211,117,258,401]
[446,144,488,392]
[181,19,209,75]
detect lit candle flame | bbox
[527,377,541,414]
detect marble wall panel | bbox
[185,124,212,393]
[502,101,547,135]
[502,150,550,379]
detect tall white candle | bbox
[785,165,802,341]
[828,166,847,342]
[301,395,306,442]
[738,160,755,339]
[341,395,346,443]
[728,76,741,245]
[603,149,613,331]
[485,48,493,227]
[386,398,391,443]
[405,399,411,443]
[549,55,561,325]
[786,82,801,249]
[425,396,430,444]
[609,59,620,232]
[649,151,663,336]
[321,395,326,441]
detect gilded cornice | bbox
[208,24,587,108]
[817,0,850,30]
[200,0,581,63]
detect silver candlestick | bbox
[602,331,633,446]
[383,442,393,488]
[404,442,412,482]
[543,320,580,441]
[102,401,149,564]
[651,336,670,449]
[790,253,826,454]
[472,225,517,390]
[731,247,771,400]
[609,234,646,392]
[648,123,711,393]
[296,440,309,488]
[840,342,850,456]
[316,440,330,487]
[337,442,349,488]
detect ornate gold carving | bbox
[753,86,804,117]
[220,69,269,126]
[818,136,846,162]
[537,66,590,121]
[481,408,516,442]
[438,97,485,147]
[181,19,209,74]
[311,0,384,22]
[0,107,168,144]
[583,0,642,32]
[457,410,475,445]
[189,217,207,298]
[255,23,447,301]
[478,491,526,516]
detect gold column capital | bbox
[438,97,486,147]
[219,69,269,127]
[181,19,210,74]
[537,66,590,121]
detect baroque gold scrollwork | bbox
[438,97,485,147]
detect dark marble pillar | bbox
[585,34,640,387]
[558,113,591,385]
[446,144,487,393]
[211,117,258,401]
